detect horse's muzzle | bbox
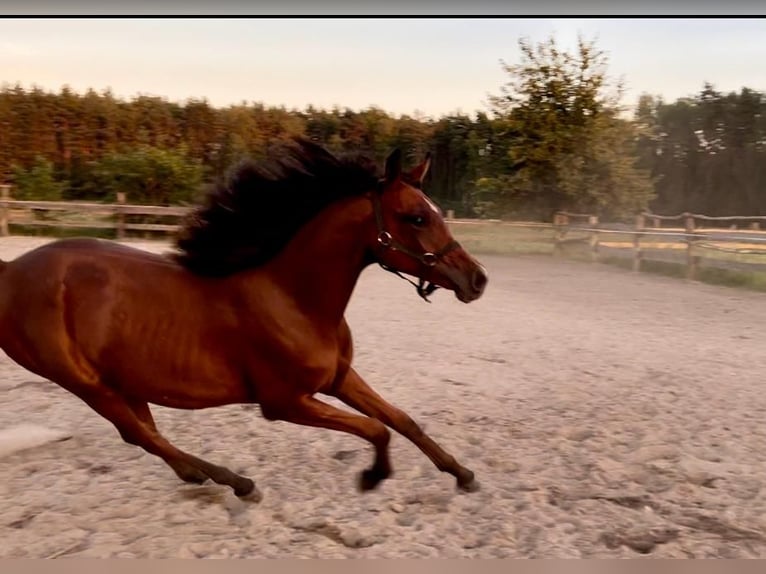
[454,264,488,303]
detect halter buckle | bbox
[422,252,438,267]
[377,231,393,247]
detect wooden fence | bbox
[553,210,766,279]
[1,188,766,280]
[0,188,190,239]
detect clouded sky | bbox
[1,18,764,118]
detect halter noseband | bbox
[371,185,461,302]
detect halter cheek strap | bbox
[371,187,461,302]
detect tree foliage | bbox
[0,39,764,219]
[11,156,64,201]
[636,85,766,215]
[484,35,655,219]
[87,146,204,205]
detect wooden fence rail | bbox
[1,191,766,281]
[554,211,766,280]
[0,191,193,239]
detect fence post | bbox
[588,215,599,262]
[684,213,699,281]
[751,222,761,231]
[633,214,645,272]
[446,209,455,220]
[553,212,568,257]
[0,184,10,237]
[116,192,126,240]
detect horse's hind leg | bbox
[76,388,260,499]
[126,399,207,485]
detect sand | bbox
[0,236,765,558]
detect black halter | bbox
[371,186,461,302]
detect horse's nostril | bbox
[471,268,488,292]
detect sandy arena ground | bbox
[0,236,765,558]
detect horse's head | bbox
[370,149,488,303]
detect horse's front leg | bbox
[330,367,478,492]
[262,395,394,491]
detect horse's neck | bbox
[264,195,373,324]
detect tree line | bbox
[3,35,765,221]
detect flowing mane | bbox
[174,138,381,276]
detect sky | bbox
[1,18,765,119]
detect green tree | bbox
[11,155,65,200]
[429,114,481,214]
[640,85,766,216]
[486,35,655,219]
[86,145,204,205]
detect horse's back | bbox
[0,238,181,378]
[0,237,173,319]
[7,237,175,267]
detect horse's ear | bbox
[407,152,431,187]
[384,148,402,183]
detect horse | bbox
[0,138,488,501]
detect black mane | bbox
[174,139,380,276]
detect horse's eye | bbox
[405,214,427,227]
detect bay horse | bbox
[0,139,488,501]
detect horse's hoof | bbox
[238,486,263,503]
[357,468,386,492]
[234,478,262,502]
[456,469,479,493]
[458,478,480,493]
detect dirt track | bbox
[1,236,766,558]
